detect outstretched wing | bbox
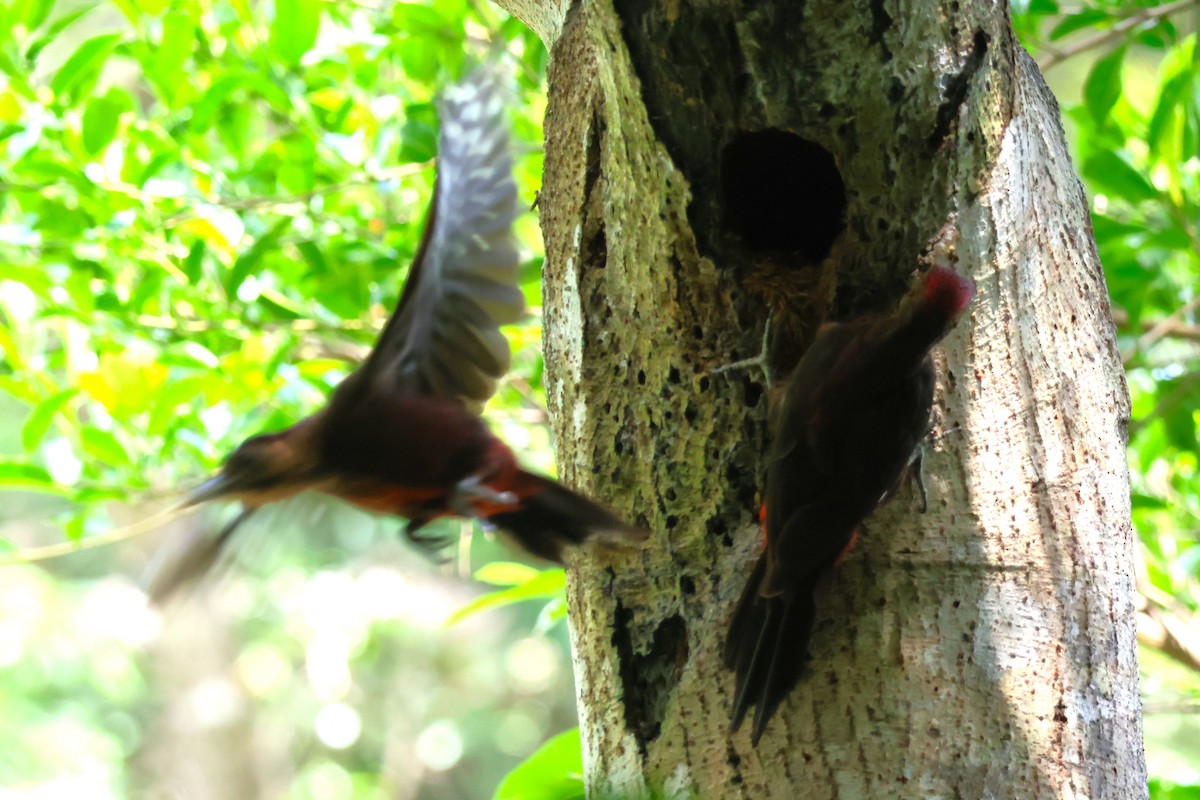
[340,67,525,414]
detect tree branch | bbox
[1137,585,1200,675]
[1038,0,1200,71]
[1118,296,1200,364]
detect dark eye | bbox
[225,444,256,471]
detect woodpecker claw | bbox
[451,475,517,517]
[911,446,928,514]
[403,517,455,561]
[712,319,773,387]
[887,422,964,513]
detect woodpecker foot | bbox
[909,446,928,514]
[403,517,453,555]
[712,319,773,387]
[451,475,517,517]
[890,423,962,513]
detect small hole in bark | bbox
[637,370,647,385]
[743,377,764,407]
[679,575,695,595]
[721,130,846,260]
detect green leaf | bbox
[1147,71,1192,158]
[447,568,566,625]
[227,217,292,296]
[23,6,93,63]
[0,460,59,491]
[296,240,327,275]
[271,0,322,65]
[190,70,293,133]
[1049,8,1111,41]
[1148,778,1200,800]
[1084,46,1125,125]
[493,728,584,800]
[1161,404,1197,451]
[149,11,194,103]
[1130,492,1169,512]
[23,0,57,29]
[1083,151,1157,203]
[1090,214,1142,245]
[21,389,78,451]
[50,33,124,101]
[81,92,127,155]
[475,561,541,586]
[81,427,129,467]
[183,240,207,283]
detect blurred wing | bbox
[352,68,525,413]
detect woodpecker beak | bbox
[184,472,238,507]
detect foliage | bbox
[493,727,584,800]
[447,561,567,629]
[0,0,563,797]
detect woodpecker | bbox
[150,68,643,599]
[723,264,975,743]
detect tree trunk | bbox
[495,0,1147,796]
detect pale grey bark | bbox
[496,0,1146,797]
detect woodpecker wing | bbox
[342,68,524,414]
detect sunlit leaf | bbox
[494,728,584,800]
[272,0,322,66]
[1148,71,1192,159]
[81,427,128,467]
[447,568,566,625]
[0,460,59,491]
[1084,46,1125,125]
[475,561,541,586]
[1083,151,1157,203]
[149,11,195,103]
[1049,8,1110,41]
[50,33,124,101]
[81,91,129,156]
[228,217,293,296]
[24,7,93,63]
[21,389,78,452]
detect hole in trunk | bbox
[721,130,846,261]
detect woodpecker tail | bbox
[486,471,646,563]
[724,555,817,745]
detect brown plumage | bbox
[724,264,975,743]
[149,68,643,600]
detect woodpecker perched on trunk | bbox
[150,68,643,599]
[723,264,975,744]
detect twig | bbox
[1137,586,1200,675]
[134,314,378,334]
[0,503,188,566]
[1112,305,1200,347]
[161,161,435,225]
[1120,296,1200,364]
[1038,0,1200,71]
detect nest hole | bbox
[721,129,846,261]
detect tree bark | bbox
[495,0,1146,796]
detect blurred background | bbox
[0,0,1196,798]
